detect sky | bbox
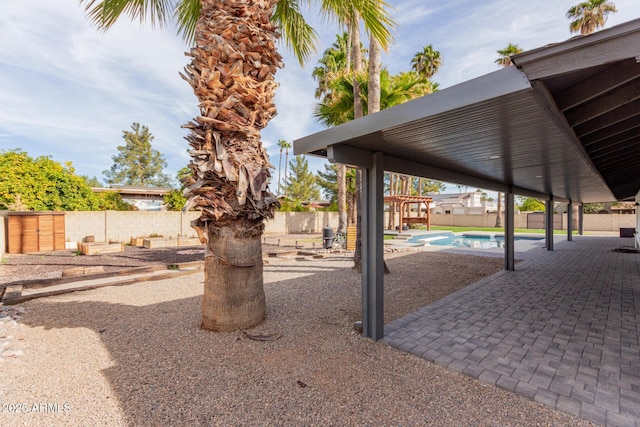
[1,0,639,190]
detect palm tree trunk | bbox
[495,192,503,228]
[181,0,282,331]
[337,164,347,234]
[202,224,265,330]
[284,148,289,198]
[277,148,283,196]
[352,18,364,271]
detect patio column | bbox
[567,200,573,242]
[578,204,584,235]
[361,152,385,340]
[505,191,515,271]
[545,198,554,251]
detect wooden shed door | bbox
[20,216,40,253]
[53,215,65,250]
[37,215,55,252]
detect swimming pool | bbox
[408,233,543,249]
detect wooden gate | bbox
[7,212,66,254]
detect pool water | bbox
[408,233,543,249]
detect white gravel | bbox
[0,251,594,426]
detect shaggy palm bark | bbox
[181,0,282,331]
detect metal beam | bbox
[556,60,640,111]
[546,198,554,251]
[361,152,385,340]
[327,145,372,168]
[567,200,573,242]
[505,192,515,271]
[578,204,584,235]
[565,79,640,127]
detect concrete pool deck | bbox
[383,235,640,426]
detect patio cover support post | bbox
[505,192,515,271]
[567,200,573,242]
[578,205,584,235]
[361,152,385,340]
[545,198,554,251]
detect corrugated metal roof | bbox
[295,18,640,203]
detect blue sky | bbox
[1,0,639,189]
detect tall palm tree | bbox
[82,0,393,331]
[410,44,442,79]
[276,139,288,196]
[494,43,523,228]
[312,32,365,235]
[312,33,350,100]
[567,0,617,35]
[280,140,292,197]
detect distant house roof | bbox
[91,185,171,197]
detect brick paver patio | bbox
[383,236,640,427]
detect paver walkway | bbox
[383,236,640,427]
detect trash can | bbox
[322,226,334,249]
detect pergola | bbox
[384,195,432,231]
[294,19,640,340]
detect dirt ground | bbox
[0,233,334,289]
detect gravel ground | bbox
[0,248,594,426]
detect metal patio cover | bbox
[294,18,640,203]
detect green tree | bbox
[163,167,191,211]
[518,197,545,212]
[583,202,606,213]
[276,140,290,196]
[315,69,435,126]
[317,163,356,203]
[282,155,320,202]
[98,192,137,211]
[81,175,103,187]
[104,123,172,187]
[567,0,617,35]
[0,149,102,211]
[411,44,442,78]
[82,0,393,331]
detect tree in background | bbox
[104,122,172,188]
[583,202,606,213]
[1,149,103,211]
[495,43,522,67]
[518,197,545,212]
[81,175,103,187]
[276,140,291,196]
[281,155,320,202]
[411,44,442,78]
[312,32,365,235]
[567,0,617,35]
[163,167,191,211]
[317,164,356,206]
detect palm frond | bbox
[174,0,200,44]
[317,0,395,50]
[80,0,175,31]
[273,0,319,65]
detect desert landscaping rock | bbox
[0,247,594,426]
